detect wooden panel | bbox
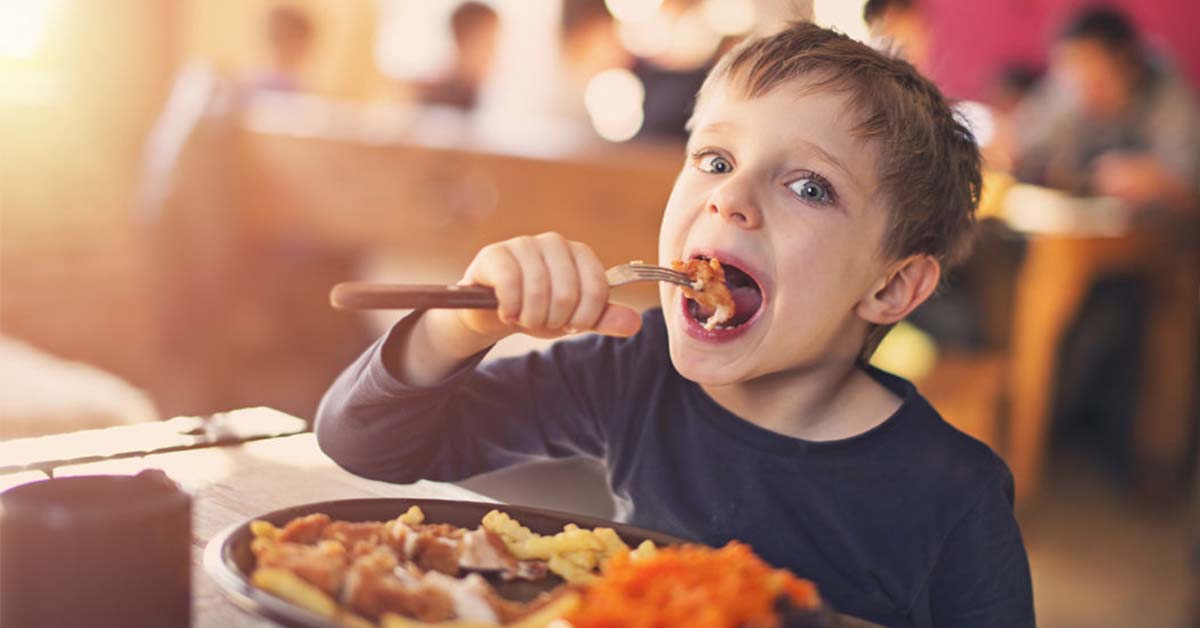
[235,130,681,267]
[1007,232,1198,503]
[141,122,683,416]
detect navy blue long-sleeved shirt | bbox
[316,309,1034,628]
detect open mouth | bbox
[684,255,764,331]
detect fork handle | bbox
[331,282,499,310]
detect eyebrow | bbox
[797,139,855,184]
[687,119,735,136]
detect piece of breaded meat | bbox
[672,258,735,330]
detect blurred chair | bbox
[1007,226,1199,505]
[0,336,157,440]
[140,63,374,421]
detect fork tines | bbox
[624,263,694,286]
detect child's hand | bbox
[397,234,642,386]
[455,233,642,340]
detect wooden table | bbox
[42,433,495,627]
[1007,229,1198,503]
[3,431,883,627]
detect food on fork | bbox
[672,258,736,330]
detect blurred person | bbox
[547,0,634,130]
[981,64,1043,173]
[555,0,733,142]
[531,0,639,143]
[1013,5,1199,484]
[411,2,500,110]
[863,0,932,77]
[632,0,731,141]
[560,0,631,90]
[990,65,1042,116]
[246,3,316,93]
[1013,5,1199,215]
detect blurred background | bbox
[0,0,1197,625]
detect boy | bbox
[317,23,1035,627]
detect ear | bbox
[855,255,941,325]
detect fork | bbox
[330,262,695,310]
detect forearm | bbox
[316,232,636,482]
[390,309,506,387]
[315,317,613,484]
[314,316,492,483]
[1158,172,1198,215]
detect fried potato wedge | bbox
[252,567,338,618]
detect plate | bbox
[203,497,689,628]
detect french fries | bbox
[252,567,338,618]
[481,511,639,584]
[250,519,281,541]
[630,539,658,563]
[398,505,425,526]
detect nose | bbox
[707,176,763,229]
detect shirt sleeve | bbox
[926,468,1036,628]
[1145,76,1200,189]
[314,312,617,484]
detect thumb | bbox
[593,303,643,337]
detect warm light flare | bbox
[584,68,644,142]
[605,0,663,25]
[812,0,870,43]
[0,0,61,59]
[618,7,720,70]
[702,0,757,36]
[617,16,671,58]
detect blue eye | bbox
[697,154,733,174]
[788,176,834,204]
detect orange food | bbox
[672,258,735,329]
[567,542,820,628]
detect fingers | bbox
[505,236,552,329]
[537,233,581,331]
[465,244,522,324]
[466,233,631,337]
[565,240,609,332]
[593,303,643,337]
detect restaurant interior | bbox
[0,0,1197,626]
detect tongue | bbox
[690,285,763,326]
[728,285,762,325]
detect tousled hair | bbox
[695,22,981,357]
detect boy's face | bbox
[658,79,891,386]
